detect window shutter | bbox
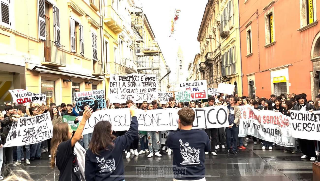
[1,0,11,27]
[70,18,75,52]
[38,0,46,40]
[80,25,84,56]
[92,31,98,61]
[229,0,234,26]
[53,6,60,46]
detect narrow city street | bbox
[13,143,312,181]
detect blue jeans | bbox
[139,135,148,151]
[17,145,30,161]
[263,141,272,147]
[31,143,41,158]
[147,131,160,153]
[226,125,239,151]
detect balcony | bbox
[42,41,66,67]
[143,46,160,54]
[205,52,214,65]
[123,59,137,74]
[93,61,103,76]
[220,30,230,38]
[104,6,123,34]
[136,48,144,56]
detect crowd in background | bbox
[0,92,319,179]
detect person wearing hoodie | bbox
[85,106,138,181]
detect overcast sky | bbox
[140,0,207,81]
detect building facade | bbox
[197,0,242,95]
[188,53,201,81]
[240,0,320,99]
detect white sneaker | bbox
[254,142,257,145]
[167,148,172,155]
[221,145,225,149]
[0,176,3,180]
[134,149,139,156]
[216,145,220,149]
[244,143,248,146]
[26,159,30,165]
[48,155,51,158]
[147,152,154,158]
[126,152,131,158]
[162,146,166,151]
[301,155,307,159]
[139,150,145,155]
[205,152,209,155]
[215,145,219,150]
[262,146,266,150]
[155,152,162,157]
[269,146,273,150]
[13,161,21,166]
[211,152,217,156]
[310,157,316,161]
[246,138,249,141]
[145,149,149,153]
[130,149,134,155]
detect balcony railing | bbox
[42,41,66,67]
[104,6,123,34]
[143,46,160,54]
[124,58,137,74]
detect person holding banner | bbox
[51,108,92,181]
[146,104,162,158]
[205,96,218,156]
[292,94,316,161]
[166,107,210,181]
[85,106,138,181]
[226,97,240,154]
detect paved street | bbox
[9,143,313,181]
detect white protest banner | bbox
[179,80,208,100]
[4,112,53,147]
[74,90,106,112]
[217,83,235,95]
[290,110,320,140]
[109,74,158,103]
[82,109,131,135]
[175,91,191,103]
[208,88,218,96]
[81,106,230,134]
[238,106,294,147]
[9,90,46,104]
[158,92,173,104]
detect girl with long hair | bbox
[85,106,138,181]
[50,109,92,181]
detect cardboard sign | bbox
[179,80,208,100]
[9,90,46,104]
[63,115,79,131]
[217,83,235,95]
[74,90,106,112]
[175,91,191,103]
[208,88,218,96]
[109,74,158,103]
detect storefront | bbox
[271,68,289,96]
[41,80,55,105]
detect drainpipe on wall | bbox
[99,0,106,96]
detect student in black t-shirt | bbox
[85,106,138,181]
[166,107,210,181]
[50,108,92,181]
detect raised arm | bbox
[71,109,92,147]
[118,106,138,149]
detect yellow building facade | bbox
[198,0,242,96]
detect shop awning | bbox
[27,65,104,81]
[273,76,287,83]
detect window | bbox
[38,0,46,40]
[92,84,97,90]
[247,29,252,54]
[53,6,60,46]
[265,11,275,45]
[44,2,52,62]
[70,19,83,55]
[301,0,316,27]
[274,82,287,96]
[92,30,98,61]
[41,80,55,105]
[0,0,12,27]
[72,83,80,101]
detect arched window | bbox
[311,32,320,59]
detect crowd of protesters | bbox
[0,92,319,180]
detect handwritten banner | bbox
[158,92,173,104]
[175,91,191,103]
[9,89,46,104]
[74,90,106,112]
[238,105,294,147]
[109,74,158,103]
[179,80,208,100]
[80,106,229,134]
[4,113,53,147]
[290,110,320,140]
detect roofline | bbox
[197,0,214,41]
[144,14,156,40]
